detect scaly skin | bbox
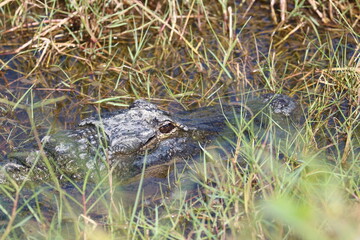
[0,94,302,184]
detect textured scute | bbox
[260,93,298,116]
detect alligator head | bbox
[76,99,226,178]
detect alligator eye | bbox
[159,123,176,133]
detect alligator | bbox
[0,93,302,185]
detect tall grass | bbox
[0,0,359,239]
